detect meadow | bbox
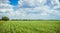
[0,20,60,33]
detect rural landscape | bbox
[0,16,60,33]
[0,0,60,33]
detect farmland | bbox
[0,20,60,33]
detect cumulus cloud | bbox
[18,0,46,8]
[0,0,15,19]
[0,0,60,19]
[0,0,14,12]
[15,0,60,19]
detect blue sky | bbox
[0,0,60,20]
[9,0,19,6]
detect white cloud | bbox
[0,0,14,12]
[13,0,60,19]
[18,0,46,7]
[53,0,60,5]
[40,12,48,16]
[0,0,60,19]
[0,0,15,18]
[16,0,60,19]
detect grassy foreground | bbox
[0,21,60,33]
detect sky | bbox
[0,0,60,20]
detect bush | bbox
[2,16,9,21]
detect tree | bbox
[2,16,9,21]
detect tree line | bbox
[0,16,60,21]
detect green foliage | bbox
[0,21,60,33]
[2,16,9,21]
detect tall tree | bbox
[2,16,9,21]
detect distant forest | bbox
[0,18,60,21]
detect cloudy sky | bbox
[0,0,60,20]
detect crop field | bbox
[0,21,60,33]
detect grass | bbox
[0,21,60,33]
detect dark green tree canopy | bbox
[2,16,9,21]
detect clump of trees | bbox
[1,16,9,21]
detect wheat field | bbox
[0,21,60,33]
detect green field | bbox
[0,21,60,33]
